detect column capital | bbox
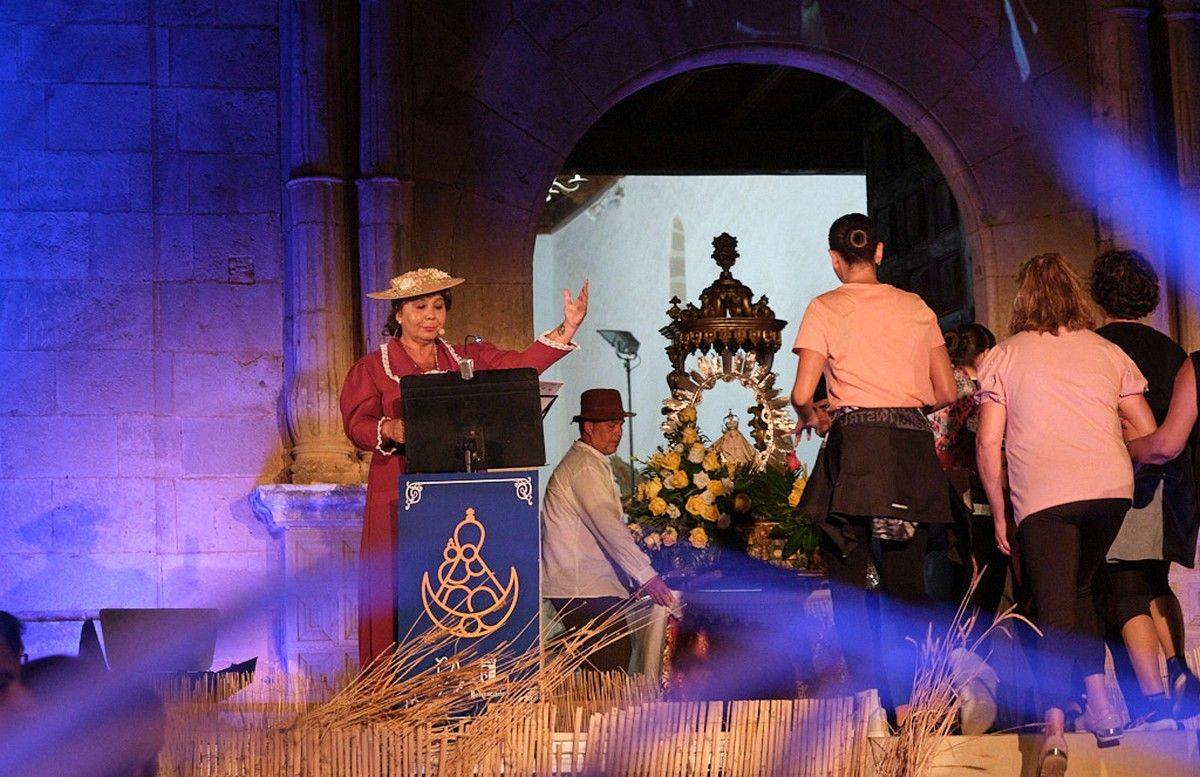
[251,484,366,536]
[1163,0,1200,18]
[1096,0,1152,13]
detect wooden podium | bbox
[395,470,540,676]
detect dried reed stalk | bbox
[870,570,1039,777]
[157,593,887,776]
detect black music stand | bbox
[401,368,546,473]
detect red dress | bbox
[340,335,574,666]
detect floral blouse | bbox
[927,367,979,471]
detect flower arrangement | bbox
[624,405,820,573]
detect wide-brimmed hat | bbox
[367,268,465,300]
[572,388,636,422]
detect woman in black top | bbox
[1092,249,1200,722]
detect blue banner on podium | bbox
[396,470,540,674]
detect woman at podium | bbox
[341,268,588,666]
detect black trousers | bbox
[549,596,631,672]
[1097,558,1174,717]
[824,518,931,711]
[1017,498,1128,712]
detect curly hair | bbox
[828,213,879,265]
[1090,248,1159,320]
[382,291,453,338]
[1009,253,1095,335]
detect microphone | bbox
[460,335,481,380]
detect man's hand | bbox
[640,575,676,609]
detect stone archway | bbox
[413,3,1097,345]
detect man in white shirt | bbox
[542,388,675,671]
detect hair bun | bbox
[848,228,870,249]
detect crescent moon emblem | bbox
[421,566,519,639]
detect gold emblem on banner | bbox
[421,508,519,638]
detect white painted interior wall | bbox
[533,175,866,484]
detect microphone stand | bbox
[619,351,636,489]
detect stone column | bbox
[357,177,412,353]
[286,177,359,484]
[252,484,365,675]
[281,0,359,484]
[1089,0,1170,333]
[1166,1,1200,350]
[357,0,414,355]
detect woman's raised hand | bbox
[563,280,589,330]
[547,280,589,344]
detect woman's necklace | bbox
[380,337,466,384]
[400,340,439,372]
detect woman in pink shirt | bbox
[791,213,957,728]
[976,253,1155,773]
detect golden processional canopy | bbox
[657,233,793,473]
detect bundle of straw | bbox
[871,571,1038,777]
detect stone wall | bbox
[0,1,284,668]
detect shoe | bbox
[1038,733,1068,777]
[958,677,998,735]
[1125,714,1180,733]
[1079,707,1123,747]
[1170,665,1200,720]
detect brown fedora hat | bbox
[572,388,635,422]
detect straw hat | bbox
[572,388,636,422]
[367,268,465,300]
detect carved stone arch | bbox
[562,44,992,313]
[425,3,1095,343]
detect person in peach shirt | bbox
[790,212,957,729]
[976,253,1156,774]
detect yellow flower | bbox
[686,494,709,517]
[669,470,688,489]
[702,452,720,472]
[649,496,668,516]
[662,526,678,546]
[733,493,752,513]
[635,482,647,501]
[645,478,662,499]
[663,451,682,471]
[681,425,698,444]
[787,490,801,508]
[679,406,697,423]
[706,479,724,497]
[792,477,807,496]
[627,522,642,537]
[644,532,662,550]
[689,526,709,549]
[703,504,719,522]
